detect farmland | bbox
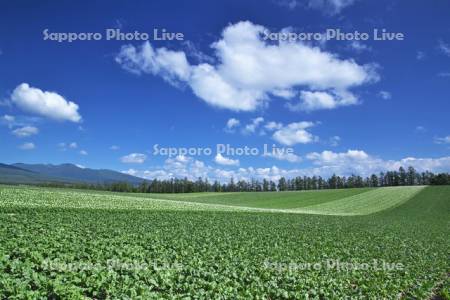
[0,185,449,299]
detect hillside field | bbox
[0,185,449,298]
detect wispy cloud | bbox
[438,40,450,56]
[19,142,35,150]
[12,126,39,138]
[121,153,147,164]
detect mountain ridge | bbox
[0,163,143,185]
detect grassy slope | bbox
[300,186,425,215]
[143,188,373,209]
[0,186,425,216]
[0,186,448,298]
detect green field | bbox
[0,185,449,299]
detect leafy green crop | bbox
[0,185,448,299]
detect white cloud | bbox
[76,164,86,169]
[122,156,210,181]
[116,21,377,112]
[305,150,450,177]
[307,149,369,165]
[263,151,302,163]
[225,118,240,131]
[214,153,240,166]
[110,145,120,150]
[11,126,38,138]
[242,117,264,134]
[434,136,450,145]
[288,90,358,112]
[123,169,138,176]
[121,153,147,164]
[122,151,450,183]
[438,40,450,57]
[182,41,215,64]
[378,90,392,100]
[349,41,371,53]
[10,83,82,122]
[1,115,17,128]
[174,155,190,163]
[272,121,318,145]
[264,121,283,131]
[19,142,35,150]
[271,89,297,99]
[79,150,88,155]
[437,72,450,77]
[115,42,191,83]
[58,142,80,151]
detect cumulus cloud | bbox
[116,21,377,112]
[242,117,264,134]
[79,150,88,155]
[271,89,297,99]
[121,153,147,164]
[123,169,138,176]
[272,121,318,145]
[10,83,82,122]
[264,121,283,131]
[122,151,450,183]
[225,118,240,132]
[122,156,210,181]
[116,42,191,84]
[307,149,369,165]
[12,126,38,138]
[214,153,240,166]
[69,142,78,149]
[19,142,35,150]
[306,150,450,177]
[263,151,302,163]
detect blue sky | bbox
[1,0,449,181]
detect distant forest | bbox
[39,166,450,193]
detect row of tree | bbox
[40,166,450,193]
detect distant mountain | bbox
[0,163,143,185]
[0,163,64,184]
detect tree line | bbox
[38,166,450,193]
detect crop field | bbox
[0,185,449,299]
